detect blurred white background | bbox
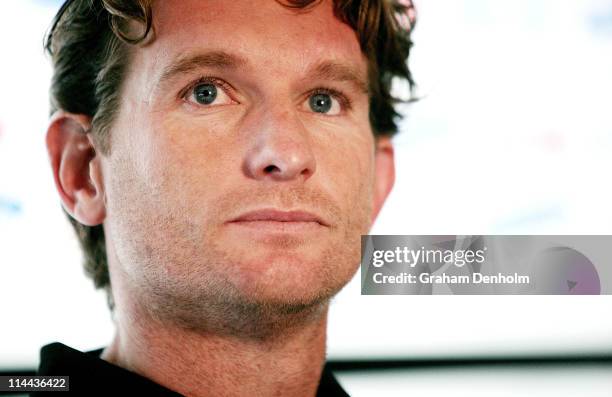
[1,0,611,378]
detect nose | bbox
[242,108,316,182]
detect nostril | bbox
[263,165,280,174]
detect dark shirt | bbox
[31,342,350,396]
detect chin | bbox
[227,251,356,306]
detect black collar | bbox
[33,342,350,396]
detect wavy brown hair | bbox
[45,0,416,309]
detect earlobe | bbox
[46,111,106,226]
[370,136,395,225]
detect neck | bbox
[101,292,330,397]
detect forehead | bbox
[143,0,366,77]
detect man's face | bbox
[102,0,383,326]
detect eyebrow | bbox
[157,50,369,95]
[158,50,247,86]
[308,61,369,95]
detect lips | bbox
[229,209,329,227]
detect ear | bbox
[370,136,395,225]
[46,111,106,226]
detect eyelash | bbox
[180,76,352,112]
[179,76,235,102]
[308,87,352,112]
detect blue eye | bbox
[184,79,235,108]
[309,93,332,113]
[306,91,343,115]
[193,83,217,105]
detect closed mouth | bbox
[229,209,329,227]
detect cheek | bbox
[158,111,242,161]
[104,126,210,280]
[319,131,375,229]
[144,114,231,203]
[106,114,215,235]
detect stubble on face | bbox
[102,0,375,340]
[106,154,373,339]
